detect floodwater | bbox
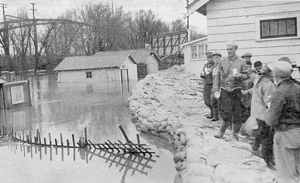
[0,73,176,183]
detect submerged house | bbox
[54,53,137,83]
[184,0,300,76]
[95,49,161,79]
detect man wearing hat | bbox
[265,61,300,183]
[242,52,252,68]
[211,52,222,121]
[254,61,263,73]
[200,51,215,119]
[278,57,300,86]
[214,42,249,140]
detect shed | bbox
[95,49,161,79]
[185,0,300,79]
[54,53,137,83]
[180,37,208,76]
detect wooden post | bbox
[84,127,87,144]
[55,139,58,146]
[48,133,52,146]
[72,134,75,148]
[60,133,63,147]
[136,134,140,144]
[44,138,46,145]
[22,130,24,141]
[29,131,32,143]
[66,139,69,147]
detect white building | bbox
[54,53,137,83]
[185,0,300,79]
[181,37,208,76]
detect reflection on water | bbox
[0,73,176,183]
[8,143,157,183]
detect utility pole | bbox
[186,0,190,29]
[30,3,39,73]
[1,3,9,75]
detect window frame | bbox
[260,17,297,39]
[255,13,300,41]
[86,71,92,78]
[190,44,207,61]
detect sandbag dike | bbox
[128,66,275,183]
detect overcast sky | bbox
[0,0,207,34]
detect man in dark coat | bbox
[214,42,249,140]
[200,52,215,119]
[265,61,300,183]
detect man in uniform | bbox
[265,61,300,183]
[214,42,249,140]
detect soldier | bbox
[214,42,249,140]
[200,52,215,119]
[265,61,300,183]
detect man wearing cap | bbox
[278,57,300,86]
[211,52,222,121]
[200,52,215,119]
[214,42,249,140]
[242,53,252,68]
[265,61,300,183]
[254,61,263,73]
[241,52,254,124]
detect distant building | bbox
[95,49,161,79]
[185,0,300,79]
[180,37,208,76]
[54,52,137,83]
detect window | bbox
[191,46,197,59]
[191,44,207,60]
[86,71,92,78]
[260,17,297,39]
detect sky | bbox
[0,0,207,34]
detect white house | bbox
[95,49,160,79]
[185,0,300,79]
[54,53,137,83]
[180,37,208,76]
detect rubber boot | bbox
[214,121,229,138]
[206,109,213,119]
[211,108,219,121]
[232,123,242,141]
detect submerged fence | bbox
[0,125,155,157]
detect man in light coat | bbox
[250,64,275,169]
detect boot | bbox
[232,123,241,141]
[232,132,239,141]
[214,122,229,138]
[206,110,213,119]
[214,130,224,138]
[211,108,219,121]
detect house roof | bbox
[95,49,161,64]
[0,77,7,84]
[54,53,136,71]
[180,36,207,47]
[184,0,210,18]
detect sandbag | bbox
[240,116,258,136]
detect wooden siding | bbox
[205,0,300,64]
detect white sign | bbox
[11,86,24,104]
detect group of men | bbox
[200,41,300,183]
